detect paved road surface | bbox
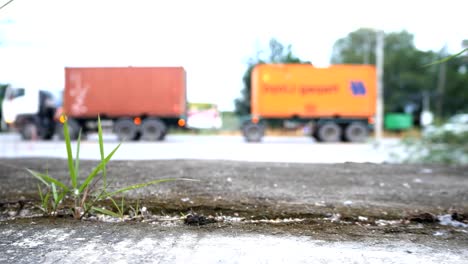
[0,133,404,163]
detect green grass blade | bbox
[97,115,107,190]
[78,143,121,193]
[57,192,65,205]
[37,184,48,212]
[37,184,44,201]
[63,117,77,189]
[106,178,177,197]
[423,48,468,67]
[92,206,121,218]
[121,197,125,215]
[44,191,51,212]
[108,196,123,216]
[51,183,58,204]
[108,196,119,210]
[74,128,82,182]
[27,169,69,192]
[28,169,50,187]
[135,198,140,216]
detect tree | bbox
[441,56,468,116]
[234,38,310,116]
[331,28,377,65]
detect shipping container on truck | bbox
[242,64,376,143]
[58,67,187,141]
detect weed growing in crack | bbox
[28,114,179,220]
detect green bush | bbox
[400,131,468,165]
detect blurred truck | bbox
[1,85,57,140]
[57,67,187,141]
[2,67,187,141]
[242,64,376,142]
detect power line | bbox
[0,0,15,11]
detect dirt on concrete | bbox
[1,158,467,219]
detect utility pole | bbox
[375,30,384,143]
[436,44,447,120]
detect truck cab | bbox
[1,85,57,140]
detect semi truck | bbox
[1,86,57,140]
[241,64,377,143]
[2,66,188,141]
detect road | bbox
[0,133,404,163]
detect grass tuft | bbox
[27,114,184,220]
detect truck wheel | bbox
[141,118,166,141]
[114,119,137,141]
[344,122,368,142]
[57,118,81,141]
[242,123,264,142]
[317,122,341,142]
[20,122,38,140]
[132,132,141,141]
[41,131,54,140]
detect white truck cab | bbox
[1,85,57,140]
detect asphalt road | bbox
[0,133,404,163]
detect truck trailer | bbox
[242,64,377,143]
[58,66,187,141]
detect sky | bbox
[0,0,467,111]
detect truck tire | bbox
[57,118,81,141]
[20,122,38,140]
[41,120,56,140]
[132,132,142,141]
[242,123,265,143]
[141,118,166,141]
[114,119,137,141]
[317,122,341,142]
[344,122,368,142]
[41,130,54,140]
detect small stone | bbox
[184,214,216,226]
[19,209,30,217]
[408,212,437,223]
[358,216,368,221]
[7,211,16,217]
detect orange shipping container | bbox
[64,67,186,118]
[251,64,376,119]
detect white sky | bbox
[0,0,467,111]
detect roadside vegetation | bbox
[399,131,468,165]
[27,114,185,220]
